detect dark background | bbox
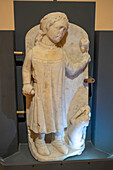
[92,31,113,153]
[0,31,18,158]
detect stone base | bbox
[28,141,85,162]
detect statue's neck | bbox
[41,35,55,47]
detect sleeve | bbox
[65,52,90,76]
[22,49,32,84]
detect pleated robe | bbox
[23,43,88,134]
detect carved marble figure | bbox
[22,12,91,161]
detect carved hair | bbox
[40,12,69,33]
[34,12,69,45]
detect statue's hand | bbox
[82,53,91,63]
[22,84,35,96]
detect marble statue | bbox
[22,12,91,161]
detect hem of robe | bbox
[27,121,67,134]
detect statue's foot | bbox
[52,140,68,155]
[35,138,50,156]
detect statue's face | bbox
[47,20,68,44]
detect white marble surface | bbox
[23,12,91,161]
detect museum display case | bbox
[0,1,113,169]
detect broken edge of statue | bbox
[23,12,91,161]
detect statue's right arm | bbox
[65,52,91,77]
[22,50,35,96]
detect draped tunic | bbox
[23,43,89,134]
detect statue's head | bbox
[40,12,69,43]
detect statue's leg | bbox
[35,133,50,156]
[52,131,68,155]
